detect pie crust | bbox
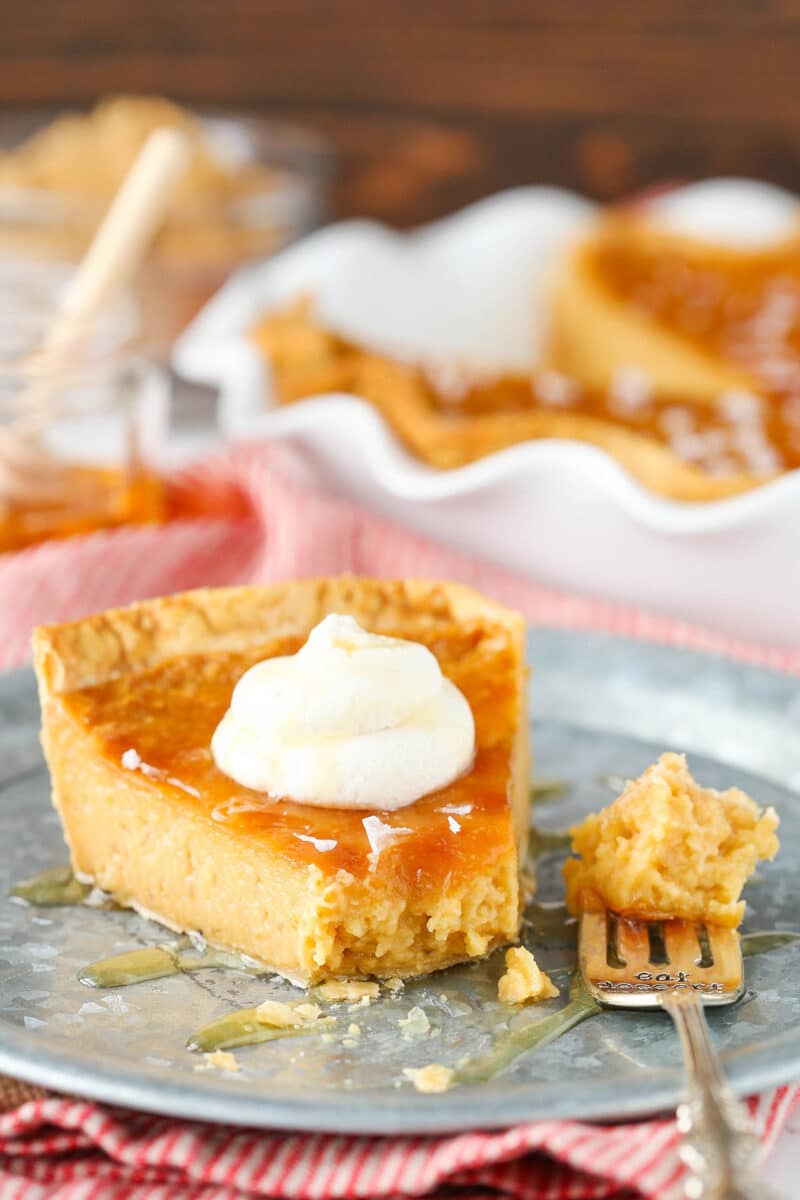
[251,301,771,502]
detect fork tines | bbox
[579,911,745,1009]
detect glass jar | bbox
[0,106,330,350]
[0,261,167,554]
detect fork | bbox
[579,911,780,1200]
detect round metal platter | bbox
[0,628,798,1133]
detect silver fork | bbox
[579,911,781,1200]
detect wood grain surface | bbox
[0,1,797,224]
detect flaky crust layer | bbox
[32,575,526,695]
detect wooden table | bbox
[1,0,799,225]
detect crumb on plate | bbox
[255,1000,322,1028]
[403,1064,454,1093]
[497,946,559,1005]
[195,1049,240,1073]
[318,980,379,1003]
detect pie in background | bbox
[251,300,795,501]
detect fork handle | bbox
[662,989,780,1200]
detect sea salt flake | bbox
[211,796,269,822]
[423,359,476,401]
[166,776,201,798]
[78,1001,106,1016]
[609,366,653,414]
[121,749,141,770]
[717,390,763,426]
[362,816,412,868]
[447,816,461,834]
[670,433,717,463]
[659,407,695,438]
[23,1016,46,1030]
[437,803,472,816]
[295,833,338,853]
[705,456,740,477]
[535,370,579,408]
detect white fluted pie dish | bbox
[174,184,800,648]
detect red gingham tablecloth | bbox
[0,442,796,1200]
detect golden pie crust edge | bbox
[32,576,531,985]
[252,302,768,503]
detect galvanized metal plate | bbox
[0,629,797,1133]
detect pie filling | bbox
[587,223,800,401]
[252,302,798,478]
[64,627,517,886]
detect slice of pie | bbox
[33,577,530,985]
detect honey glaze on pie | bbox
[425,367,799,478]
[252,303,798,480]
[64,625,518,887]
[587,223,800,391]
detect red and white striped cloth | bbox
[0,442,797,1200]
[0,1088,795,1200]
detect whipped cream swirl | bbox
[211,614,475,810]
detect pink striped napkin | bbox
[2,443,799,674]
[0,441,797,1200]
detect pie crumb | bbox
[196,1050,240,1072]
[399,1006,430,1037]
[348,995,373,1012]
[403,1064,454,1093]
[318,980,379,1003]
[384,977,404,994]
[255,1000,322,1028]
[497,947,559,1005]
[346,1022,361,1036]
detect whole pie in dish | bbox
[32,577,530,985]
[251,300,797,501]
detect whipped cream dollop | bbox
[211,614,475,810]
